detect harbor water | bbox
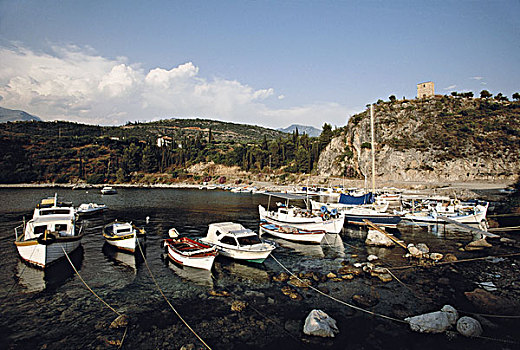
[0,188,518,349]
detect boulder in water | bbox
[303,309,339,338]
[457,316,483,337]
[365,229,395,247]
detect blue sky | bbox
[0,0,518,128]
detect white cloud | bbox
[444,85,457,90]
[0,43,350,128]
[470,76,483,80]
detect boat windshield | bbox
[237,235,261,246]
[40,209,72,216]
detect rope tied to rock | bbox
[136,240,212,350]
[270,254,408,324]
[61,245,128,349]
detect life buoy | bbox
[323,213,331,221]
[320,206,327,214]
[37,232,57,245]
[331,209,338,217]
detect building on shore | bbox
[417,81,434,98]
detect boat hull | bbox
[15,237,82,268]
[165,239,217,270]
[343,213,402,228]
[215,246,273,263]
[104,234,143,253]
[404,211,486,224]
[259,224,325,244]
[258,205,344,233]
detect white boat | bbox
[14,194,83,268]
[404,203,489,224]
[259,222,326,244]
[201,222,275,263]
[260,192,345,233]
[101,186,117,195]
[162,236,217,270]
[76,203,107,216]
[103,221,145,253]
[258,204,344,234]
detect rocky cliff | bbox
[318,96,520,182]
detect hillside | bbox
[318,96,520,181]
[140,118,286,143]
[0,107,41,122]
[0,116,319,184]
[278,124,321,137]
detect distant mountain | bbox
[278,124,321,137]
[0,107,41,122]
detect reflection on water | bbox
[274,239,325,258]
[102,242,143,271]
[15,246,83,293]
[215,259,271,287]
[165,259,213,288]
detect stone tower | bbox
[417,81,434,98]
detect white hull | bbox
[105,235,143,253]
[15,239,81,268]
[259,226,325,244]
[258,205,344,233]
[212,244,273,262]
[167,245,216,270]
[405,210,486,224]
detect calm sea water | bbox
[0,188,482,349]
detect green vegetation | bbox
[0,119,329,184]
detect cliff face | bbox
[318,96,520,181]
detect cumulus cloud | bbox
[0,43,349,128]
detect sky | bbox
[0,0,518,129]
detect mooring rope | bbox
[208,272,309,349]
[61,245,121,316]
[270,254,407,324]
[60,245,128,349]
[136,240,212,350]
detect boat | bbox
[201,222,276,263]
[75,203,107,216]
[341,206,402,228]
[162,235,217,270]
[14,194,84,268]
[102,221,146,253]
[259,192,345,233]
[101,186,117,195]
[403,202,489,225]
[259,221,326,244]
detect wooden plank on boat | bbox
[437,216,500,239]
[362,219,407,250]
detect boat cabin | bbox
[207,222,262,247]
[112,222,135,236]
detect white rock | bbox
[416,243,429,254]
[407,244,423,259]
[367,254,379,261]
[441,305,458,326]
[365,230,395,247]
[457,316,483,337]
[405,311,451,334]
[303,309,339,338]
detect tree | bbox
[389,95,396,103]
[141,145,158,172]
[319,123,333,150]
[451,91,458,97]
[480,90,492,99]
[495,93,509,101]
[512,92,520,101]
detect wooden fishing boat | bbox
[259,221,325,244]
[14,194,83,268]
[163,236,217,270]
[103,221,145,253]
[202,222,275,263]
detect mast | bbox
[370,104,376,194]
